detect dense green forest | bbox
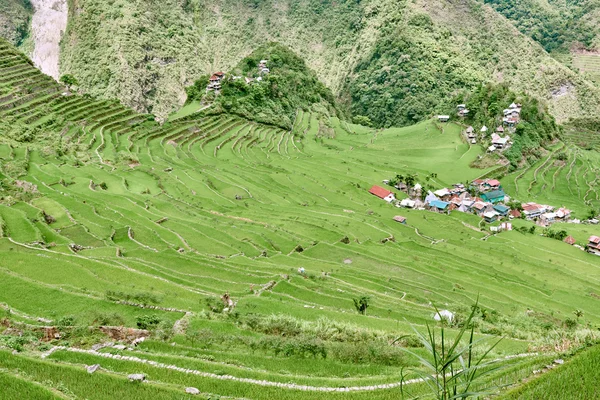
[480,0,599,52]
[0,0,31,47]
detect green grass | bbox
[500,344,600,399]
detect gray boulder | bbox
[87,364,100,374]
[128,374,146,382]
[185,387,200,395]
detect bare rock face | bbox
[30,0,68,80]
[185,387,200,395]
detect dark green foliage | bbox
[185,75,209,102]
[352,296,369,315]
[0,0,32,46]
[345,12,481,128]
[480,0,597,52]
[136,314,162,330]
[543,229,568,241]
[105,290,161,306]
[60,74,79,88]
[208,42,338,129]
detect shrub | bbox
[136,315,162,330]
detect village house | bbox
[369,185,396,203]
[483,211,498,223]
[556,207,571,220]
[481,126,488,134]
[399,198,416,208]
[492,134,509,149]
[438,115,450,122]
[207,72,226,91]
[563,235,576,245]
[466,126,475,139]
[496,126,504,133]
[428,199,450,213]
[483,179,501,191]
[587,236,600,256]
[481,189,505,204]
[393,215,407,224]
[434,188,452,201]
[501,222,513,231]
[493,204,510,217]
[473,201,491,216]
[522,202,545,219]
[509,209,522,219]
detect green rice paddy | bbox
[1,39,600,398]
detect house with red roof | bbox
[369,185,396,203]
[563,236,576,245]
[588,236,600,256]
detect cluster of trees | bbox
[543,228,568,241]
[345,11,483,128]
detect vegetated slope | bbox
[1,38,600,398]
[477,0,600,54]
[500,344,600,399]
[39,0,600,126]
[188,43,338,129]
[0,0,32,47]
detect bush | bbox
[136,315,162,330]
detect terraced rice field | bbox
[1,39,600,398]
[572,53,600,84]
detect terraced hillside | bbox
[573,53,600,85]
[1,40,600,398]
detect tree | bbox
[404,174,416,189]
[59,74,78,89]
[352,115,373,127]
[574,309,584,320]
[353,296,370,315]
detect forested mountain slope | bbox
[47,0,600,126]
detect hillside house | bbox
[522,203,545,219]
[564,236,576,245]
[481,126,488,133]
[496,126,504,133]
[208,72,225,91]
[509,209,522,219]
[556,207,571,220]
[457,104,466,111]
[393,215,407,224]
[587,236,600,256]
[481,189,505,204]
[488,145,496,153]
[484,179,501,190]
[369,185,396,202]
[434,188,451,200]
[400,198,416,208]
[428,200,450,213]
[492,134,509,149]
[501,222,513,231]
[473,201,491,216]
[466,126,475,138]
[438,115,450,122]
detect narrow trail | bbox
[40,347,539,392]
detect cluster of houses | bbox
[206,60,270,92]
[368,182,600,256]
[369,177,574,227]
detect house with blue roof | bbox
[493,204,510,217]
[428,200,450,213]
[481,189,505,204]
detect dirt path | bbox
[30,0,68,80]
